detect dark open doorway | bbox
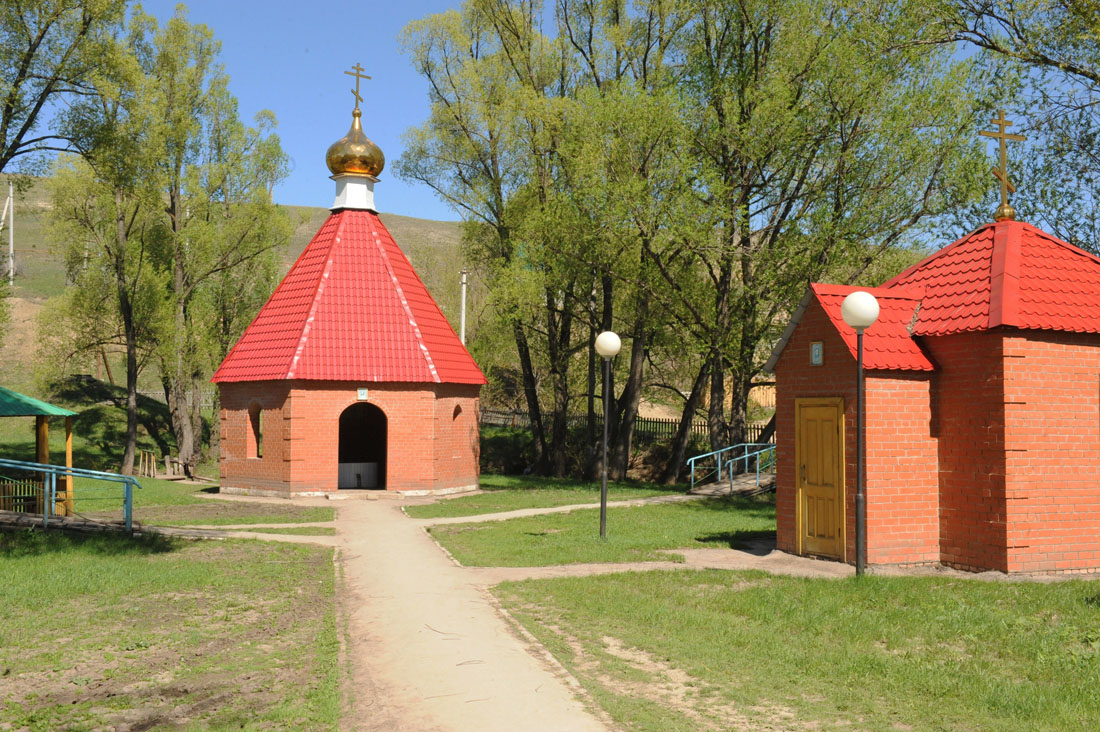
[338,402,387,489]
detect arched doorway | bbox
[338,403,387,489]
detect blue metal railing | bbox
[0,458,141,532]
[686,443,776,493]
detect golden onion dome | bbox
[326,109,384,178]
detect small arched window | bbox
[247,403,263,459]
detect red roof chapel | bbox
[213,76,484,496]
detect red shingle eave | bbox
[811,284,935,371]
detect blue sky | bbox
[140,0,461,221]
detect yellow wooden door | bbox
[795,398,845,559]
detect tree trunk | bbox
[513,320,547,471]
[660,360,710,484]
[545,287,574,478]
[610,292,649,480]
[584,320,597,479]
[706,351,728,451]
[113,189,137,476]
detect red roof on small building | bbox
[212,209,486,385]
[883,219,1100,335]
[810,284,934,371]
[768,218,1100,373]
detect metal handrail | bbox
[726,444,776,491]
[0,458,141,532]
[686,443,774,492]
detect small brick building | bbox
[212,104,486,496]
[766,218,1100,573]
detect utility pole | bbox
[3,181,12,286]
[460,268,468,345]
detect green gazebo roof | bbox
[0,386,77,417]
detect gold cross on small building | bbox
[978,109,1025,221]
[344,63,371,112]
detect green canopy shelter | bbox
[0,386,78,514]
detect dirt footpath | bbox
[335,498,610,732]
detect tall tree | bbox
[671,0,993,451]
[51,7,289,474]
[398,2,564,472]
[144,10,290,476]
[402,0,997,480]
[0,0,126,172]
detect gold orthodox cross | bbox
[978,109,1025,220]
[344,63,371,111]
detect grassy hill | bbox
[0,174,469,394]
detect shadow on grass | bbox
[0,527,177,558]
[695,530,777,554]
[480,473,687,495]
[686,496,777,517]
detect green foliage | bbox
[500,570,1100,730]
[944,2,1100,250]
[428,496,776,566]
[480,426,536,474]
[44,6,291,472]
[0,1,127,174]
[399,0,1001,478]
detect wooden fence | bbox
[0,478,42,513]
[480,409,772,445]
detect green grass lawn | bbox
[498,570,1100,731]
[428,496,775,566]
[404,474,685,519]
[0,529,338,730]
[63,476,336,527]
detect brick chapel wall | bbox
[431,384,482,490]
[285,382,437,492]
[220,380,473,494]
[775,299,939,564]
[1001,331,1100,573]
[775,301,853,555]
[923,331,1009,572]
[863,373,939,564]
[218,381,293,495]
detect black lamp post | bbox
[594,330,621,539]
[841,291,879,576]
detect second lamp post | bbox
[840,291,879,576]
[594,330,621,539]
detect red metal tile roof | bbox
[811,284,935,371]
[212,209,486,385]
[882,220,1100,335]
[767,218,1100,373]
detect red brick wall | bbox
[775,300,855,557]
[218,380,481,494]
[923,332,1008,572]
[864,373,939,564]
[779,314,1100,573]
[219,381,293,494]
[1001,331,1100,572]
[432,384,482,490]
[775,299,938,565]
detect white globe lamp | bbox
[595,331,622,359]
[841,291,880,331]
